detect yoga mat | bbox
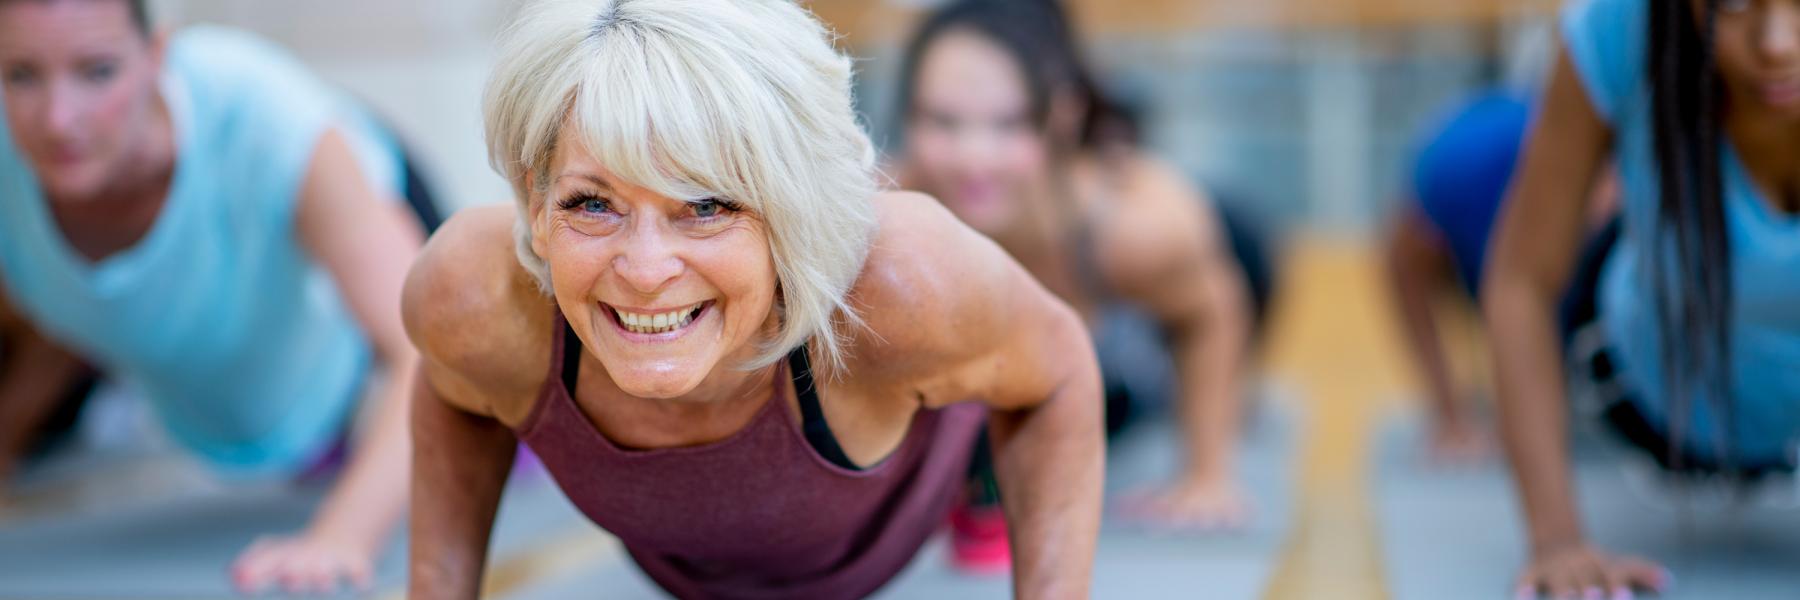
[0,465,588,599]
[1375,413,1800,600]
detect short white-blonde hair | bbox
[483,0,878,373]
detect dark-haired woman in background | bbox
[1486,0,1800,597]
[893,0,1274,566]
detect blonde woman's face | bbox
[533,128,780,399]
[904,29,1050,235]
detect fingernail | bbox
[1585,587,1603,600]
[1611,589,1634,600]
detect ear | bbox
[147,27,171,71]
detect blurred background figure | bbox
[1487,0,1800,597]
[891,0,1275,572]
[0,0,433,594]
[1384,90,1529,464]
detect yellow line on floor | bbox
[1261,234,1413,600]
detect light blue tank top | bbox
[0,27,405,476]
[1564,0,1800,464]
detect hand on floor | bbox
[1426,419,1494,466]
[230,529,377,596]
[1120,477,1253,532]
[1514,543,1668,600]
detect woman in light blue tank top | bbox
[0,0,423,594]
[1486,0,1800,597]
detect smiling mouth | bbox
[608,301,711,335]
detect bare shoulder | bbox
[842,192,1090,410]
[842,192,1031,376]
[403,204,554,415]
[1090,152,1224,294]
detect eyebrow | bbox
[554,172,615,190]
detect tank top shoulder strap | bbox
[788,344,860,471]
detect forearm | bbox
[409,370,517,600]
[989,365,1103,599]
[1169,308,1248,482]
[305,350,419,549]
[0,328,89,478]
[1385,239,1464,423]
[1483,276,1582,552]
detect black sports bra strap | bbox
[788,345,860,471]
[561,319,582,392]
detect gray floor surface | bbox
[0,465,586,599]
[1375,415,1800,600]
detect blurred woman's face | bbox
[1710,0,1800,119]
[904,29,1050,235]
[0,0,162,203]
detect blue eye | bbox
[693,199,723,218]
[689,198,741,220]
[1718,0,1752,13]
[557,193,612,215]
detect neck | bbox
[1725,103,1800,173]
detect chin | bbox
[604,361,713,400]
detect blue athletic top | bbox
[1565,0,1800,464]
[1411,90,1532,297]
[0,27,405,476]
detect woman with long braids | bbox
[1487,0,1800,597]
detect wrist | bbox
[305,511,388,556]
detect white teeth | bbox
[612,303,703,334]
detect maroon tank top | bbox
[514,314,986,599]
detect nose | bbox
[612,216,685,295]
[1756,4,1800,64]
[952,125,997,166]
[44,79,82,140]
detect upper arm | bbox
[401,206,546,421]
[854,194,1095,412]
[296,128,426,357]
[1486,45,1614,298]
[1097,160,1246,330]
